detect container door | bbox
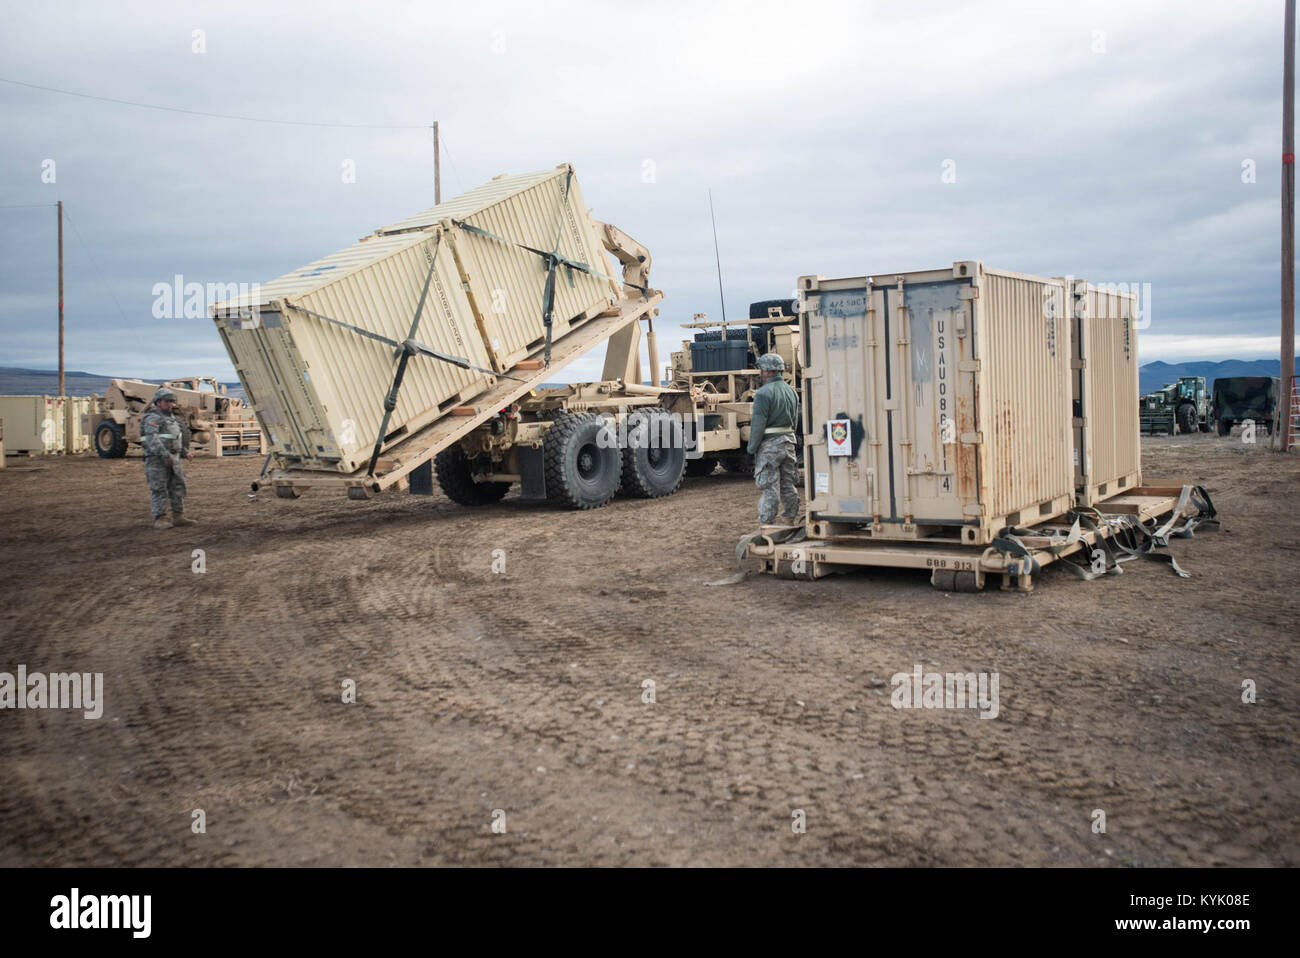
[879,279,973,524]
[809,284,881,520]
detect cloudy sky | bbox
[1,0,1295,383]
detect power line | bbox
[437,129,466,195]
[0,76,431,130]
[0,203,59,209]
[60,208,132,330]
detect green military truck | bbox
[1211,376,1280,436]
[1140,376,1212,434]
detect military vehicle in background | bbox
[668,299,803,476]
[84,376,263,458]
[1140,375,1212,434]
[1212,376,1280,436]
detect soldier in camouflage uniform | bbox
[141,387,195,529]
[748,353,801,525]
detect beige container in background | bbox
[1070,279,1141,505]
[0,396,66,454]
[63,395,93,453]
[800,262,1074,546]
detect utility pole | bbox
[1281,0,1296,451]
[57,199,64,397]
[434,121,441,204]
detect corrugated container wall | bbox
[211,165,618,473]
[0,396,66,454]
[1070,280,1141,505]
[800,262,1075,546]
[375,166,619,372]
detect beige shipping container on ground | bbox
[1070,280,1141,506]
[800,262,1074,546]
[212,165,619,474]
[0,396,66,454]
[63,395,93,453]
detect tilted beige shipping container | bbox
[1070,279,1141,506]
[212,166,621,473]
[800,262,1074,546]
[213,226,493,472]
[0,396,66,454]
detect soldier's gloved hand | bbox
[183,451,194,461]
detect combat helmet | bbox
[756,353,785,372]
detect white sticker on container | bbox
[826,419,852,456]
[815,472,829,493]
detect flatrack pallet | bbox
[255,292,663,498]
[745,481,1199,593]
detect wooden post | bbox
[57,200,64,398]
[1282,0,1296,451]
[434,121,441,204]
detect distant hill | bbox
[1139,359,1297,396]
[4,362,1288,405]
[0,367,246,401]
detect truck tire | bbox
[1177,403,1197,435]
[685,455,719,477]
[749,298,797,320]
[1217,418,1232,436]
[94,421,127,458]
[544,411,620,510]
[434,445,510,506]
[620,409,686,498]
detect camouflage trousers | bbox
[754,433,799,523]
[145,457,186,518]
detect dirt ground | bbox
[0,434,1297,867]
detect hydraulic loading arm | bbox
[595,221,660,385]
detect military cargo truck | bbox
[668,299,802,477]
[1140,376,1212,434]
[1212,376,1280,436]
[85,377,262,458]
[217,165,700,509]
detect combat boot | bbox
[152,516,170,530]
[171,510,196,527]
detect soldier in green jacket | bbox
[748,353,800,525]
[141,387,195,529]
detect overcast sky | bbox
[1,0,1296,383]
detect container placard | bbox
[826,418,852,456]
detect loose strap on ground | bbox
[706,523,807,586]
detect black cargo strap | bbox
[283,303,505,380]
[447,171,649,366]
[998,484,1219,583]
[452,219,642,291]
[363,234,442,477]
[990,531,1041,577]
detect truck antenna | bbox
[709,189,727,324]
